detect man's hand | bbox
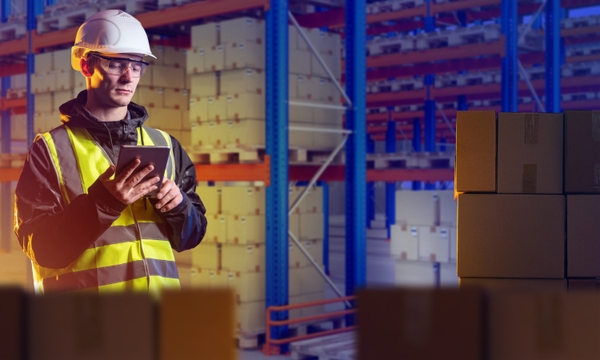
[98,159,160,205]
[154,178,183,213]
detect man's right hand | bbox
[98,159,160,205]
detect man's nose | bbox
[119,66,134,82]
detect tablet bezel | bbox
[115,145,170,197]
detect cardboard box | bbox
[52,49,71,71]
[35,52,53,73]
[312,123,343,149]
[438,190,457,227]
[207,96,227,122]
[236,300,265,333]
[204,45,225,72]
[395,190,438,226]
[226,214,265,244]
[290,266,326,296]
[390,224,419,260]
[225,92,265,120]
[220,186,265,215]
[203,214,226,243]
[191,241,220,270]
[224,40,265,70]
[290,50,312,75]
[29,293,155,360]
[152,65,185,89]
[225,119,264,146]
[196,185,220,215]
[0,287,26,360]
[289,292,325,319]
[418,226,450,263]
[163,88,189,110]
[219,17,265,44]
[34,93,53,113]
[163,46,186,68]
[220,68,264,96]
[189,96,208,123]
[358,288,485,360]
[299,213,324,240]
[289,240,323,268]
[289,123,315,148]
[497,112,563,194]
[313,106,343,125]
[457,194,565,278]
[190,22,219,49]
[459,278,568,292]
[186,47,205,75]
[567,195,600,277]
[134,86,164,108]
[289,186,323,214]
[489,292,600,359]
[455,110,497,192]
[53,89,73,111]
[564,110,600,193]
[297,74,317,100]
[227,271,265,302]
[148,107,183,131]
[160,289,236,360]
[55,68,73,91]
[189,72,217,97]
[221,243,265,272]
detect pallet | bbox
[189,145,345,165]
[367,36,415,57]
[0,154,26,168]
[37,6,100,34]
[157,0,201,9]
[367,0,424,15]
[368,78,424,94]
[100,0,160,14]
[562,14,599,29]
[0,20,26,42]
[290,331,356,360]
[562,61,600,78]
[366,152,455,170]
[415,24,500,51]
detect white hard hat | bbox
[71,9,156,71]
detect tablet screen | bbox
[115,145,170,197]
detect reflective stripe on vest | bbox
[33,125,180,295]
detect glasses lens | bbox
[92,54,148,77]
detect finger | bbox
[115,159,143,182]
[98,165,116,182]
[156,178,172,200]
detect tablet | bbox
[115,145,170,197]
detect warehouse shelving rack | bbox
[0,0,368,348]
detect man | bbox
[14,9,207,295]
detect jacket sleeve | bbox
[159,136,207,252]
[14,137,128,269]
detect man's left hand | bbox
[154,178,183,212]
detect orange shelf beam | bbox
[561,24,600,38]
[32,28,78,53]
[0,167,22,182]
[195,155,270,185]
[137,0,269,29]
[0,37,27,57]
[431,0,500,15]
[365,40,504,68]
[3,97,27,110]
[368,168,454,182]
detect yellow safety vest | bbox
[32,125,180,296]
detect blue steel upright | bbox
[27,0,45,145]
[501,0,518,112]
[545,0,562,113]
[385,116,395,240]
[265,0,289,343]
[0,75,10,251]
[344,0,367,311]
[366,136,375,228]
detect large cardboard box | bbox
[0,287,26,360]
[438,190,457,227]
[134,86,164,108]
[564,110,600,193]
[196,185,220,215]
[497,112,563,194]
[489,292,600,359]
[190,22,219,49]
[34,93,53,113]
[418,226,450,263]
[395,190,437,226]
[189,96,208,123]
[390,224,419,260]
[459,278,568,292]
[220,68,264,96]
[160,289,236,360]
[224,40,265,70]
[237,300,265,333]
[289,240,323,268]
[289,186,323,214]
[189,72,217,97]
[191,241,220,270]
[290,50,312,75]
[358,288,485,360]
[29,293,155,360]
[457,194,565,278]
[163,88,189,110]
[152,65,185,89]
[227,270,265,302]
[163,46,186,68]
[207,95,227,122]
[299,213,324,240]
[221,243,265,272]
[225,92,265,120]
[219,17,264,44]
[225,118,265,146]
[204,45,225,72]
[455,110,497,192]
[204,214,226,243]
[290,266,326,296]
[220,186,265,215]
[55,68,73,91]
[186,47,206,75]
[148,107,182,131]
[567,195,600,277]
[35,52,53,73]
[226,214,265,244]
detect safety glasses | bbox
[88,53,150,78]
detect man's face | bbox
[86,53,144,108]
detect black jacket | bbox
[15,91,207,269]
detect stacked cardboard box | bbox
[456,110,570,291]
[358,288,600,359]
[187,17,344,152]
[175,183,327,334]
[389,189,457,287]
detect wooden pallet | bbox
[290,331,356,360]
[0,21,26,42]
[37,6,99,34]
[189,145,345,165]
[0,154,26,168]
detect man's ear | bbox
[80,58,94,77]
